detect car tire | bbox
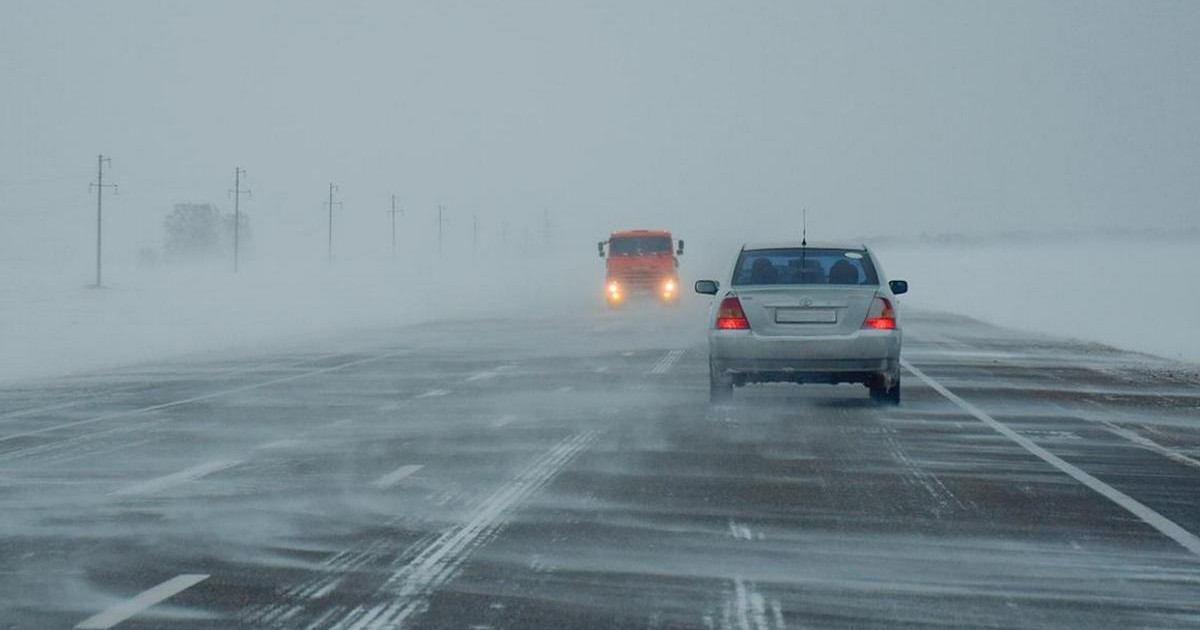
[709,364,733,404]
[869,375,900,405]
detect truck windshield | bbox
[610,236,671,256]
[732,248,879,286]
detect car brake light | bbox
[716,296,751,330]
[863,297,896,330]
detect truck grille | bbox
[617,270,663,289]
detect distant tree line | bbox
[161,202,250,262]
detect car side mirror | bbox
[676,239,685,256]
[597,241,605,258]
[695,280,719,295]
[889,280,908,295]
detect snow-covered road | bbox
[1,308,1199,629]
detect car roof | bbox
[741,240,868,252]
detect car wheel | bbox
[710,366,733,404]
[869,376,900,405]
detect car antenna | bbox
[801,208,808,247]
[800,208,808,283]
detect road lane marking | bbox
[648,349,686,375]
[466,365,517,382]
[371,464,424,489]
[727,577,772,630]
[0,353,400,445]
[414,389,450,399]
[258,439,304,450]
[491,414,517,428]
[902,358,1200,558]
[110,459,242,497]
[328,431,598,630]
[75,573,209,629]
[1100,419,1200,471]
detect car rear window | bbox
[731,248,879,286]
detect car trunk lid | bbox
[733,286,878,336]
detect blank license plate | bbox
[775,308,836,324]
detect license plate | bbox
[775,308,836,324]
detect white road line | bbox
[75,573,209,629]
[1100,419,1200,471]
[328,432,597,630]
[110,459,242,497]
[902,358,1200,558]
[465,365,517,382]
[414,389,450,399]
[649,349,686,375]
[491,414,517,428]
[0,353,398,445]
[258,439,304,450]
[728,519,754,541]
[371,464,424,489]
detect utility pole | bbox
[389,194,402,257]
[326,183,342,263]
[437,204,446,255]
[88,154,117,288]
[230,167,251,272]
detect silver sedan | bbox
[695,242,907,404]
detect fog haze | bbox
[4,1,1200,268]
[3,1,1200,380]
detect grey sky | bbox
[3,1,1199,265]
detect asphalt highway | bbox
[2,305,1199,629]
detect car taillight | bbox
[863,297,896,330]
[716,296,751,330]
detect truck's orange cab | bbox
[597,229,684,305]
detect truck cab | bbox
[597,229,684,305]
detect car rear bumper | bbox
[709,329,901,385]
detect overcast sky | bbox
[3,0,1198,265]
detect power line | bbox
[88,155,117,288]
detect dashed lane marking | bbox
[75,574,209,629]
[491,414,518,428]
[466,365,518,382]
[323,431,598,630]
[370,464,424,489]
[258,439,304,450]
[414,389,450,399]
[648,349,687,375]
[110,459,242,497]
[903,358,1200,558]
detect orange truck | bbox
[597,229,684,306]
